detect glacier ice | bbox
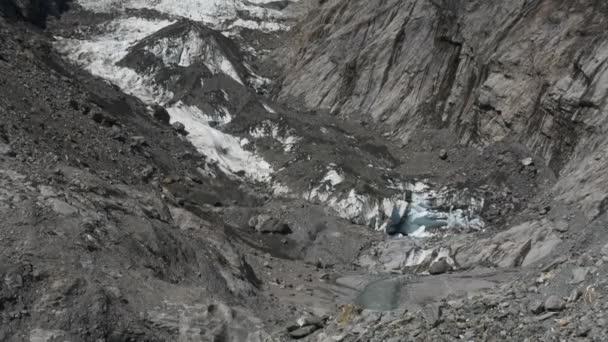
[249,120,301,153]
[54,17,273,181]
[305,177,485,237]
[167,102,273,181]
[76,0,295,32]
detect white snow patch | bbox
[262,103,276,114]
[250,120,301,152]
[272,183,290,196]
[409,226,433,238]
[308,168,347,204]
[323,170,345,187]
[168,102,272,181]
[228,19,288,32]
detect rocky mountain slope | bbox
[0,0,607,341]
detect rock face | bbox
[280,0,608,220]
[0,0,70,27]
[452,220,562,269]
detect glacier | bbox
[53,4,485,237]
[54,17,273,181]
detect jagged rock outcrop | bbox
[279,0,608,219]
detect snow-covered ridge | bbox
[142,28,244,85]
[76,0,296,31]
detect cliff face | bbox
[279,0,608,220]
[0,0,71,27]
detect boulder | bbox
[296,315,325,329]
[428,257,452,275]
[151,104,170,124]
[287,315,325,339]
[521,157,534,166]
[554,220,569,233]
[248,214,292,235]
[422,304,442,328]
[91,112,117,127]
[288,325,319,339]
[140,165,155,181]
[172,122,188,136]
[544,295,564,311]
[569,267,591,284]
[0,143,15,157]
[567,288,582,303]
[529,300,544,314]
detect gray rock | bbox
[535,312,558,321]
[601,243,608,257]
[248,214,292,235]
[428,257,452,275]
[521,158,534,166]
[91,111,116,127]
[438,149,448,160]
[422,304,442,328]
[296,315,325,328]
[140,165,155,181]
[288,325,319,339]
[172,122,188,135]
[4,273,23,290]
[151,104,170,124]
[0,143,15,157]
[554,220,569,233]
[48,198,78,216]
[570,267,590,284]
[544,295,565,311]
[567,288,582,303]
[130,136,147,147]
[447,299,465,310]
[529,300,544,314]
